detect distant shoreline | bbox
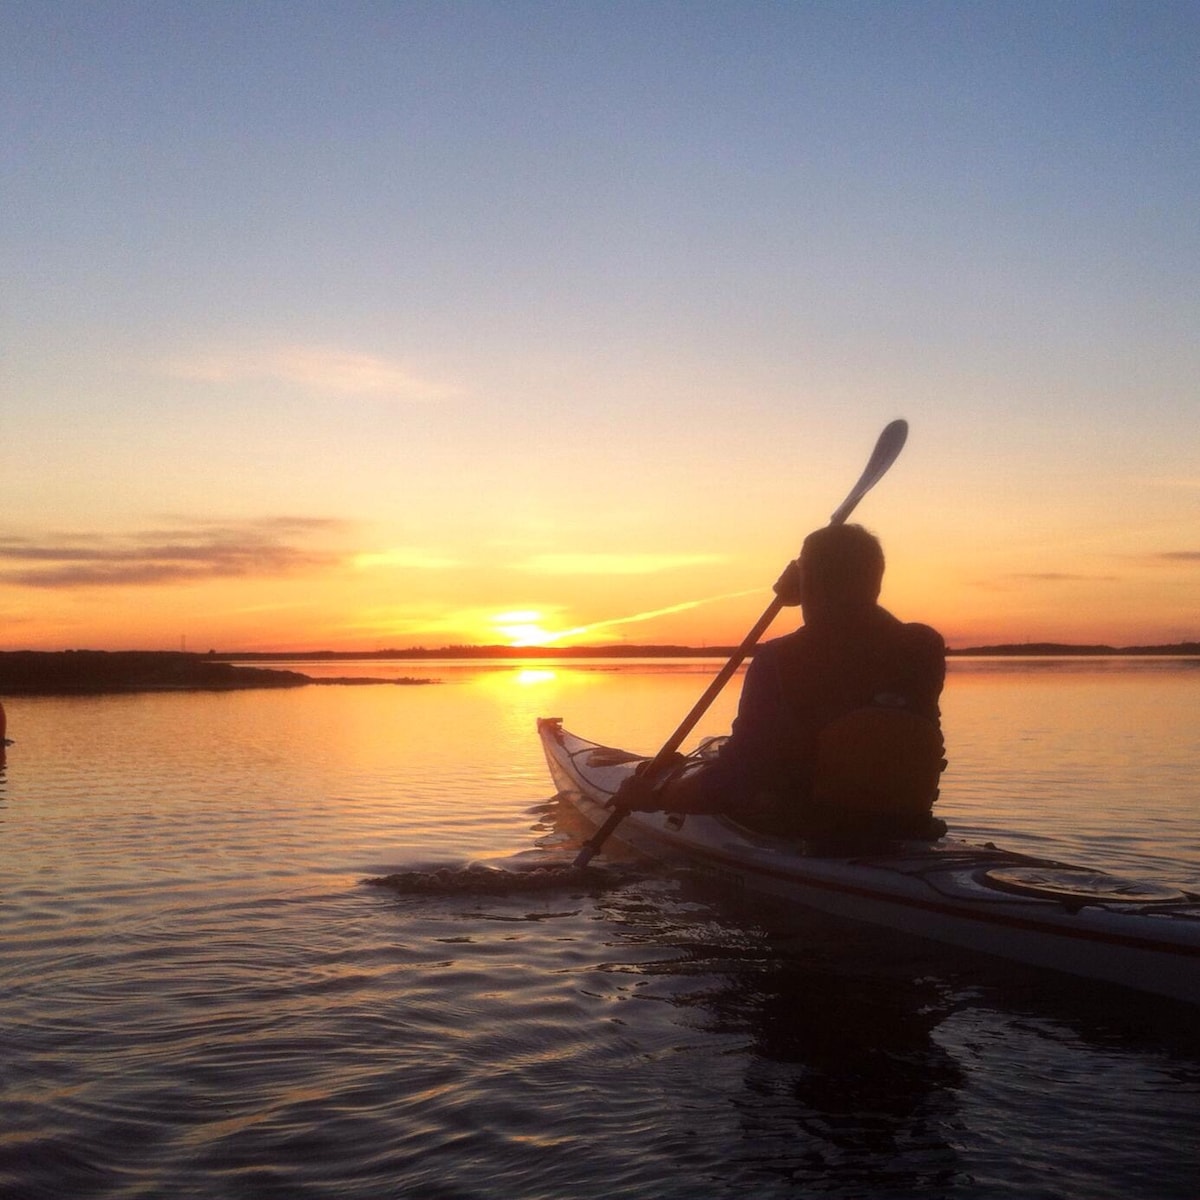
[210,641,1200,661]
[0,651,434,696]
[2,642,1197,697]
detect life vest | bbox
[810,704,945,827]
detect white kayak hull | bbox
[538,718,1200,1006]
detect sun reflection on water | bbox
[512,668,557,686]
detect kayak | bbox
[538,717,1200,1006]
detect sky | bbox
[2,0,1198,652]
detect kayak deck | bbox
[538,717,1200,1005]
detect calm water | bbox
[2,657,1199,1199]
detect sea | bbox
[2,655,1199,1200]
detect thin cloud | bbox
[559,590,759,640]
[970,572,1120,591]
[1012,572,1121,583]
[353,548,463,571]
[1141,477,1200,491]
[1154,551,1200,563]
[519,552,727,575]
[339,605,497,642]
[0,518,348,588]
[165,345,455,401]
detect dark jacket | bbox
[692,605,945,835]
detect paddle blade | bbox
[829,419,908,526]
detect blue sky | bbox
[3,1,1198,650]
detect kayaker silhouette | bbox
[615,523,947,841]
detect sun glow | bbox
[492,610,562,647]
[513,668,557,685]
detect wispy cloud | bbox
[1141,477,1200,491]
[339,605,494,642]
[352,548,463,571]
[518,552,726,575]
[0,518,348,588]
[559,590,759,640]
[1012,572,1121,583]
[970,572,1120,591]
[981,555,1200,589]
[165,345,455,401]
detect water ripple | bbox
[3,670,1200,1198]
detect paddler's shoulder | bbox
[898,617,945,656]
[745,628,808,675]
[882,616,947,681]
[755,610,945,658]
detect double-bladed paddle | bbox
[572,419,910,868]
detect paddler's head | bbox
[796,523,884,623]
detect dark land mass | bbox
[0,651,434,696]
[213,641,1200,661]
[216,645,739,661]
[945,641,1200,657]
[3,642,1197,696]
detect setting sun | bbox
[492,611,561,647]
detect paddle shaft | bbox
[574,596,782,864]
[572,420,908,868]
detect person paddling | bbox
[615,523,947,841]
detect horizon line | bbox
[5,640,1199,660]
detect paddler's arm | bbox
[614,643,786,816]
[614,759,729,814]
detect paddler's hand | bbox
[773,558,804,606]
[612,754,686,811]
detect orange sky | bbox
[3,6,1198,653]
[3,440,1197,653]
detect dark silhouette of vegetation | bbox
[0,651,432,695]
[3,641,1196,695]
[945,642,1200,657]
[210,642,1200,662]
